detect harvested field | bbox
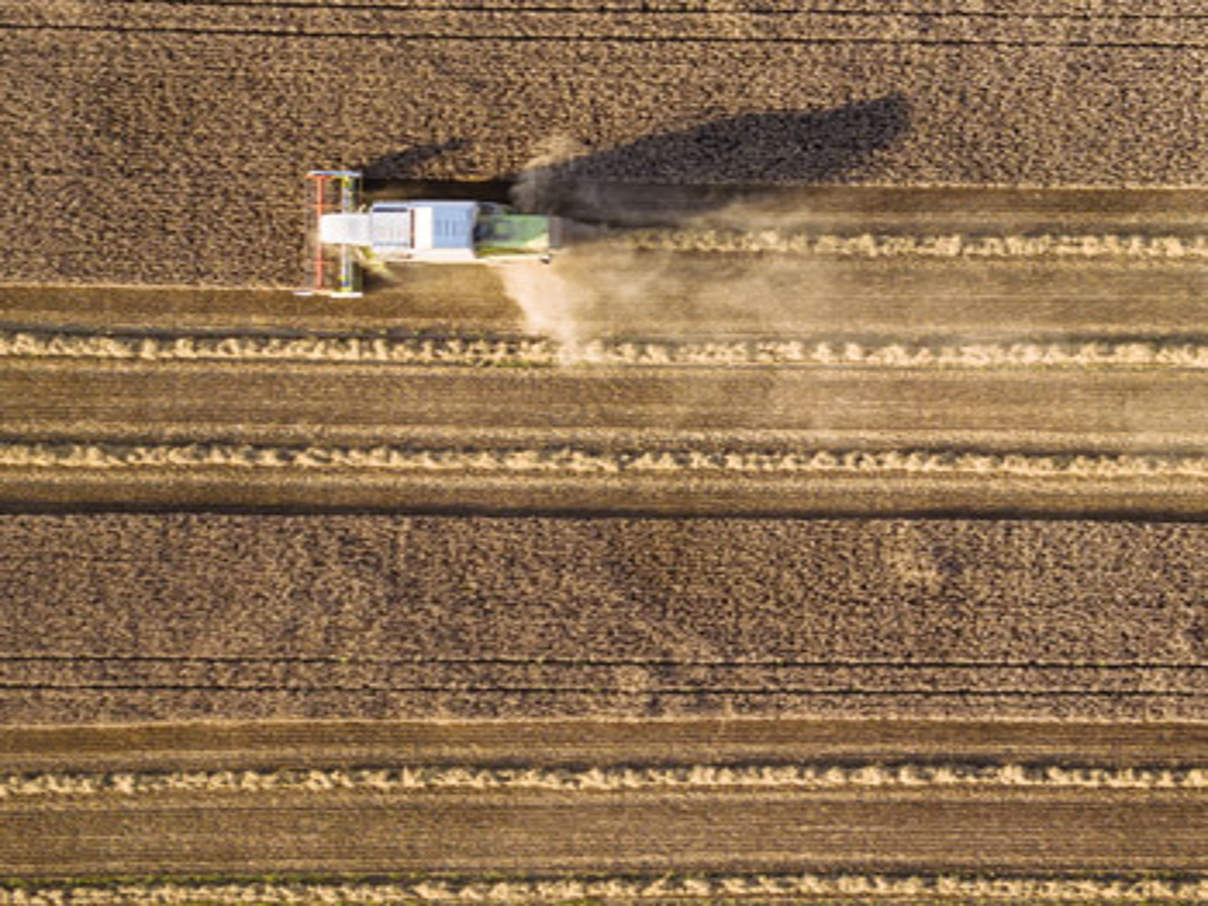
[8,788,1208,875]
[8,352,1208,513]
[6,185,1208,514]
[10,361,1208,445]
[3,196,1208,514]
[3,720,1208,883]
[9,252,1208,340]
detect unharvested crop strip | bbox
[11,330,1208,370]
[626,230,1208,259]
[5,762,1208,799]
[2,442,1207,479]
[5,873,1208,905]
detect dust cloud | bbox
[498,237,835,360]
[501,145,836,356]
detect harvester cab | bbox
[297,169,562,298]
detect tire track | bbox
[95,1,1208,18]
[4,660,1205,695]
[5,24,1207,50]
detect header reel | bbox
[297,169,363,299]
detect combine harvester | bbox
[298,170,563,298]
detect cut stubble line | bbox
[6,761,1208,799]
[6,873,1208,906]
[16,330,1208,370]
[6,442,1208,479]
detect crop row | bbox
[9,331,1208,369]
[1,442,1205,478]
[6,761,1208,799]
[625,229,1208,259]
[12,2,1208,44]
[4,872,1208,906]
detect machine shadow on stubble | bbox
[358,94,911,226]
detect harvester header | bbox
[299,170,364,298]
[297,168,563,299]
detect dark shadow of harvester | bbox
[572,94,908,184]
[524,94,911,225]
[359,94,909,226]
[360,138,471,179]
